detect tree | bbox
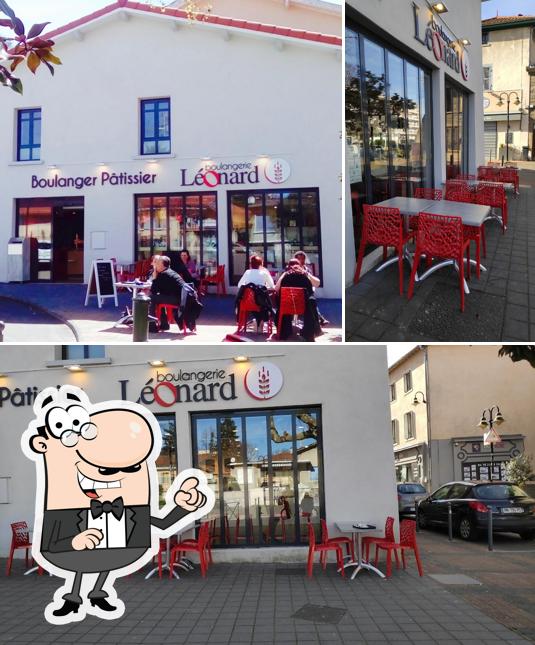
[0,0,61,94]
[504,454,534,488]
[499,346,535,368]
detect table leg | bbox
[145,538,180,580]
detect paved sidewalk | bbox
[0,555,529,644]
[0,286,342,343]
[346,168,535,341]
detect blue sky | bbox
[482,0,535,19]
[3,0,340,31]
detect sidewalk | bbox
[346,168,535,342]
[0,285,342,343]
[0,555,528,644]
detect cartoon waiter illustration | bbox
[21,384,214,625]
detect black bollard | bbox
[0,321,4,342]
[487,507,493,552]
[133,293,151,342]
[448,502,453,541]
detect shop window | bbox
[228,189,321,286]
[140,98,171,155]
[61,345,106,360]
[135,192,217,273]
[482,31,489,45]
[403,371,412,393]
[404,411,415,440]
[445,82,469,179]
[483,65,493,91]
[192,407,324,547]
[17,108,41,161]
[391,419,399,444]
[155,414,178,506]
[390,383,396,402]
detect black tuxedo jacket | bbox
[41,504,190,553]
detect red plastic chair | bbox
[237,287,273,335]
[456,174,476,180]
[408,212,471,312]
[474,182,508,233]
[362,516,399,563]
[320,519,355,563]
[6,522,40,576]
[445,180,473,203]
[374,519,423,578]
[169,521,210,578]
[155,304,189,334]
[200,265,226,296]
[277,287,306,339]
[499,167,519,195]
[414,188,443,201]
[444,182,486,272]
[354,204,414,295]
[477,166,500,181]
[306,522,345,578]
[210,515,230,546]
[234,516,254,544]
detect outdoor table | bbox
[114,281,152,326]
[335,522,385,580]
[145,524,198,580]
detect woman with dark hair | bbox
[179,249,199,284]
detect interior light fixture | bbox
[233,356,249,363]
[65,365,84,373]
[149,360,166,367]
[432,2,448,13]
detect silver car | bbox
[398,483,427,516]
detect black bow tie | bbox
[90,497,124,520]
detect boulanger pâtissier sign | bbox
[29,158,291,191]
[0,362,284,408]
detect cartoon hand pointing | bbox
[174,477,207,512]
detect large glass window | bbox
[445,82,469,179]
[228,189,321,286]
[192,407,324,547]
[17,108,41,161]
[155,414,178,506]
[61,346,105,360]
[135,193,218,273]
[140,98,171,155]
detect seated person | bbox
[238,255,275,289]
[150,255,186,330]
[294,250,328,325]
[180,249,200,283]
[275,259,321,342]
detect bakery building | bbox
[345,0,486,282]
[0,0,342,297]
[0,345,397,560]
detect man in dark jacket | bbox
[150,255,186,330]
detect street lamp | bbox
[495,91,521,163]
[412,391,427,405]
[477,405,505,474]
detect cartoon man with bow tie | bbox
[21,385,214,625]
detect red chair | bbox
[234,516,254,544]
[306,522,345,578]
[474,182,508,233]
[499,167,519,195]
[6,522,39,576]
[320,519,355,563]
[444,182,485,273]
[200,265,226,296]
[456,174,476,180]
[362,516,398,563]
[155,304,189,334]
[169,521,210,578]
[408,212,471,312]
[237,287,273,335]
[374,519,423,578]
[277,287,306,340]
[210,515,230,546]
[477,165,499,181]
[354,204,414,295]
[445,180,473,203]
[414,188,443,201]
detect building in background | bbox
[0,345,396,560]
[482,14,535,162]
[345,0,487,284]
[389,345,535,491]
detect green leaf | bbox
[11,76,22,93]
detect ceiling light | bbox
[233,356,249,363]
[149,360,166,367]
[432,2,448,13]
[65,365,84,373]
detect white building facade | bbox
[0,0,342,297]
[345,0,487,283]
[0,345,397,561]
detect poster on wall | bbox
[346,138,362,185]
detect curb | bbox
[0,294,79,342]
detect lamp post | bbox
[412,391,427,405]
[412,390,428,485]
[495,91,521,163]
[477,406,505,476]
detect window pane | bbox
[230,194,247,283]
[87,346,105,358]
[248,193,264,253]
[62,345,85,360]
[282,192,300,265]
[295,411,319,544]
[301,191,320,276]
[202,194,217,270]
[388,53,407,197]
[185,196,201,263]
[245,416,269,545]
[152,196,168,254]
[420,71,433,188]
[144,110,155,139]
[20,120,30,146]
[19,147,30,161]
[157,139,171,154]
[155,415,177,506]
[169,196,183,251]
[158,109,169,138]
[137,197,152,259]
[406,63,421,193]
[33,115,41,146]
[265,192,282,269]
[143,140,156,155]
[220,417,245,546]
[270,414,295,543]
[195,418,221,543]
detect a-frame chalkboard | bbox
[84,260,118,308]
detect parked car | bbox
[417,481,535,541]
[397,483,427,516]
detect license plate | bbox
[501,507,523,514]
[407,507,415,512]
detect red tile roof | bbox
[45,0,341,46]
[482,15,535,27]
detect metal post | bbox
[132,293,151,342]
[487,506,493,552]
[506,97,511,162]
[447,502,453,541]
[415,500,420,533]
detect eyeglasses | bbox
[59,423,98,447]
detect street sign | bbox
[483,428,501,445]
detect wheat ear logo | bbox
[244,362,283,400]
[264,158,291,184]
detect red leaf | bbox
[29,37,54,48]
[27,22,49,38]
[0,18,12,26]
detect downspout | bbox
[423,346,433,490]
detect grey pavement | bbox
[0,286,342,343]
[346,166,535,342]
[0,550,530,645]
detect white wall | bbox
[0,345,397,559]
[0,9,342,297]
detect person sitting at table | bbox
[294,251,329,325]
[274,259,322,342]
[180,249,199,285]
[150,255,186,331]
[238,254,275,289]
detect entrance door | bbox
[52,203,84,282]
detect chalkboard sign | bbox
[85,260,118,308]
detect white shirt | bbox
[87,508,127,549]
[238,268,275,289]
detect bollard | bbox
[0,321,4,342]
[487,506,494,552]
[448,502,453,541]
[132,293,151,343]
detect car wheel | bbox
[417,512,428,529]
[458,516,478,541]
[519,531,535,541]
